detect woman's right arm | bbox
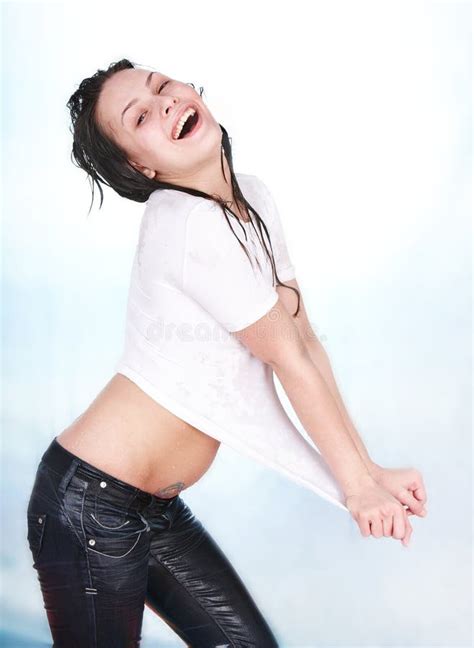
[232,298,413,546]
[180,201,412,545]
[233,298,373,496]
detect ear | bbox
[129,160,157,180]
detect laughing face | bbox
[95,67,224,187]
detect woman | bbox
[26,59,428,647]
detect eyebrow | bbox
[120,71,156,126]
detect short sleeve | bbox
[255,176,297,282]
[182,199,279,333]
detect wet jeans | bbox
[26,437,279,647]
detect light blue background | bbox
[1,1,471,646]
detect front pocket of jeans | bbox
[83,526,147,559]
[91,489,132,530]
[27,512,48,564]
[82,494,149,559]
[89,512,131,530]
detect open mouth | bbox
[174,109,200,140]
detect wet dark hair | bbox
[66,58,300,317]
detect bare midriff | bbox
[55,373,221,500]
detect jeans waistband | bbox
[41,436,178,512]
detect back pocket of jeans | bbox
[27,512,48,565]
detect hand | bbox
[368,464,428,518]
[344,477,413,547]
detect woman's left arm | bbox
[276,278,428,518]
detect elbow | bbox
[265,335,312,373]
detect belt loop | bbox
[135,492,153,512]
[85,476,100,497]
[58,458,80,499]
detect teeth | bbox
[173,107,196,140]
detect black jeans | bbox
[26,437,279,647]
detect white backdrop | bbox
[1,1,471,646]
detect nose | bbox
[164,96,179,116]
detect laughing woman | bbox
[26,59,428,647]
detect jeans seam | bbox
[148,550,236,648]
[52,471,98,646]
[57,471,88,553]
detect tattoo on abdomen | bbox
[154,481,185,498]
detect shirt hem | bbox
[113,362,348,512]
[225,291,280,332]
[276,265,296,282]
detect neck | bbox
[164,149,248,218]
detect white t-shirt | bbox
[114,173,348,512]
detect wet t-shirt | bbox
[114,173,347,511]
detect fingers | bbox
[409,470,428,508]
[361,507,411,546]
[401,509,413,547]
[398,488,428,517]
[392,506,406,542]
[413,485,427,507]
[359,515,372,539]
[391,507,412,546]
[369,518,384,538]
[382,514,394,537]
